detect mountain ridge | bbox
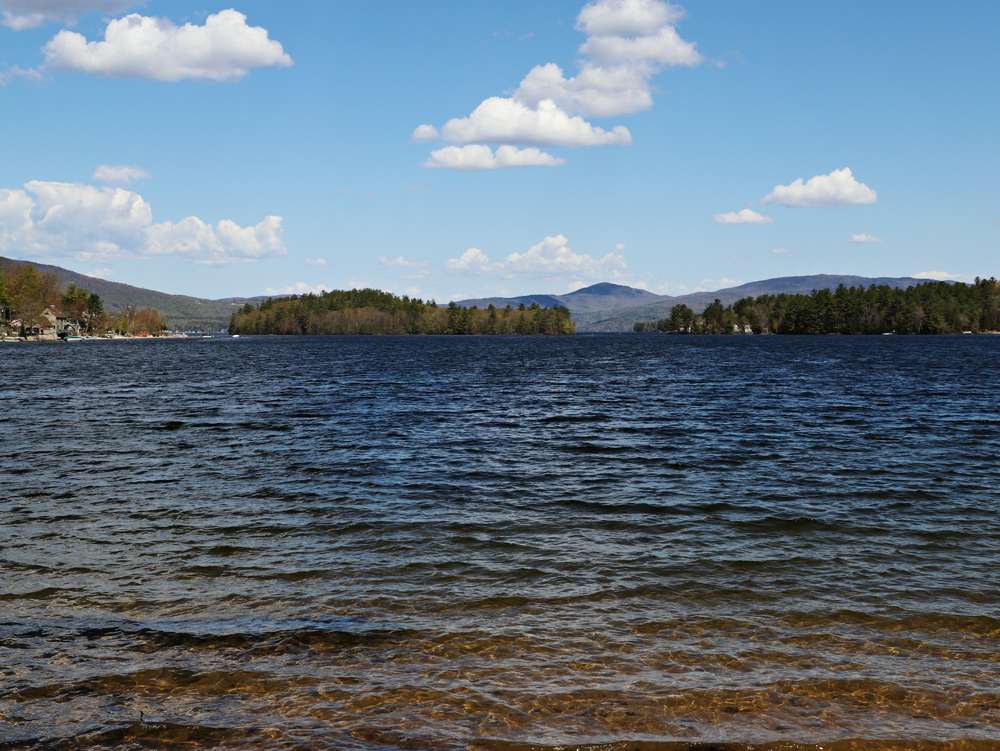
[461,275,941,331]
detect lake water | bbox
[1,334,999,751]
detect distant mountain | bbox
[461,282,667,315]
[461,275,939,332]
[0,256,260,331]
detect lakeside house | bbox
[16,305,81,339]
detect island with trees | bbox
[228,288,576,336]
[633,279,1000,335]
[0,261,168,338]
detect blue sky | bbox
[1,0,997,301]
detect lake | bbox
[1,334,998,750]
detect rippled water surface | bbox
[2,335,999,750]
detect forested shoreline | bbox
[634,279,1000,335]
[228,289,576,336]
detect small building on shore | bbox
[26,306,80,339]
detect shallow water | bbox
[1,334,998,750]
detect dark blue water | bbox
[1,335,999,750]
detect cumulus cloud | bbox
[913,271,962,280]
[0,180,286,266]
[761,168,877,208]
[264,282,331,296]
[414,0,700,166]
[0,0,137,30]
[713,208,773,224]
[436,99,631,148]
[697,277,744,291]
[305,258,327,266]
[848,233,885,244]
[444,247,501,275]
[421,144,568,170]
[446,235,628,281]
[43,9,293,82]
[92,164,151,186]
[771,247,788,254]
[85,267,114,279]
[411,125,439,143]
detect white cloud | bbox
[380,256,427,268]
[43,10,293,82]
[305,258,327,266]
[579,25,702,68]
[405,183,434,191]
[421,144,568,170]
[761,168,878,208]
[913,271,961,280]
[404,286,422,297]
[84,267,114,279]
[92,164,151,186]
[697,277,744,291]
[0,0,137,30]
[567,280,589,292]
[415,0,699,161]
[0,180,286,266]
[713,208,773,224]
[0,66,44,85]
[411,125,439,143]
[513,62,654,119]
[438,98,631,148]
[446,235,628,281]
[992,220,1000,228]
[264,281,331,296]
[575,0,685,36]
[338,188,354,194]
[771,247,788,254]
[848,233,885,244]
[656,281,689,294]
[444,247,501,275]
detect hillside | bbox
[461,276,938,331]
[461,282,666,316]
[0,257,260,331]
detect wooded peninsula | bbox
[228,289,576,336]
[633,279,1000,335]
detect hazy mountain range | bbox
[461,275,938,331]
[2,256,936,332]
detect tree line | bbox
[228,289,576,336]
[633,279,1000,335]
[0,261,167,335]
